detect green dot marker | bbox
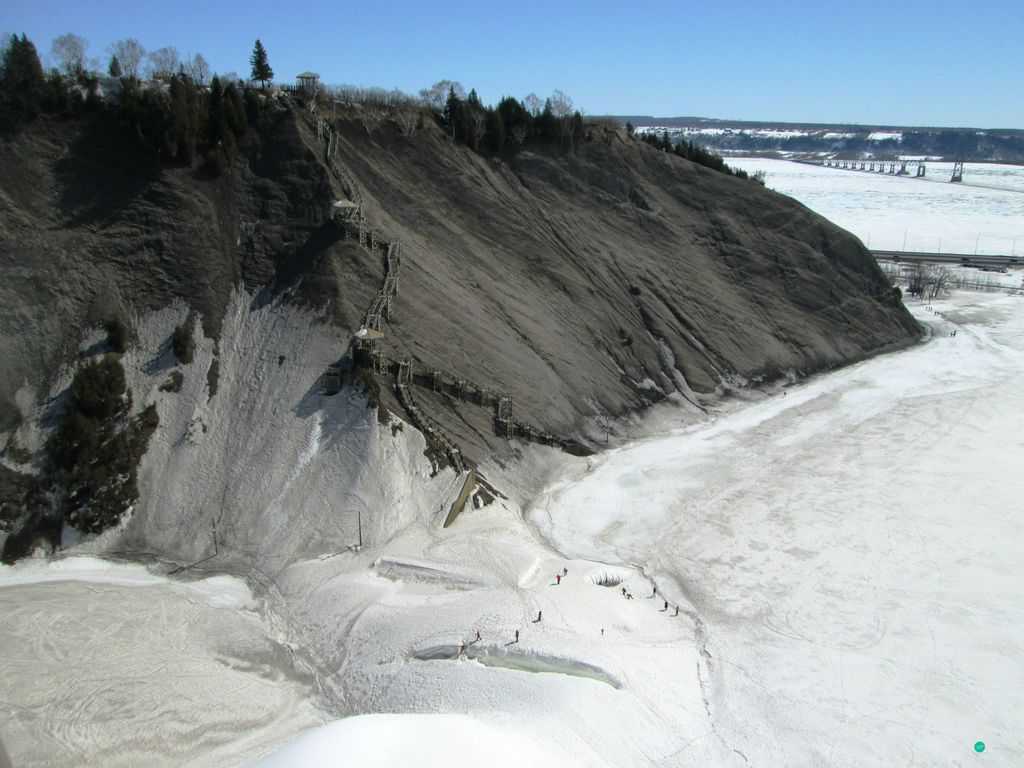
[974,741,986,753]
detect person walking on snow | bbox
[664,599,669,611]
[475,630,481,642]
[556,574,561,585]
[514,629,519,643]
[563,567,568,576]
[674,606,679,617]
[536,610,543,623]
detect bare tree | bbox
[927,266,952,301]
[185,53,209,85]
[419,80,465,110]
[468,108,487,149]
[146,46,179,79]
[549,89,574,118]
[51,33,87,76]
[906,263,953,300]
[328,84,420,108]
[395,107,420,137]
[109,38,145,79]
[217,71,242,86]
[523,92,542,117]
[906,263,928,297]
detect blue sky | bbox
[2,0,1021,127]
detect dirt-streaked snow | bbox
[0,557,326,767]
[727,158,1024,255]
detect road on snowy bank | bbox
[871,249,1022,269]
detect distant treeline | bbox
[635,128,752,179]
[625,122,1024,163]
[707,130,1024,161]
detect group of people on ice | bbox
[457,564,681,653]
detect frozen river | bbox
[727,158,1024,256]
[533,292,1024,765]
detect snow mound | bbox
[0,555,164,588]
[250,713,568,768]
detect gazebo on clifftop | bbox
[296,72,320,96]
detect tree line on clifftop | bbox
[0,35,275,174]
[1,33,750,179]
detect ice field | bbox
[533,292,1024,765]
[2,167,1023,767]
[728,158,1024,256]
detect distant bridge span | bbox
[794,158,1024,195]
[871,249,1021,269]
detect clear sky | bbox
[2,0,1021,128]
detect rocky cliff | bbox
[0,96,919,557]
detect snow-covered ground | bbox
[5,290,1022,767]
[0,557,326,767]
[532,293,1024,765]
[4,185,1024,764]
[727,158,1024,255]
[866,131,902,142]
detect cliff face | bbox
[0,104,377,432]
[319,114,919,457]
[0,100,918,515]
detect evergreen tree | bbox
[443,85,461,140]
[571,111,585,148]
[167,75,198,164]
[205,75,235,173]
[497,96,530,148]
[486,107,505,153]
[44,69,72,115]
[465,89,484,150]
[0,34,46,129]
[224,83,246,138]
[243,87,261,126]
[249,39,273,88]
[208,75,226,146]
[108,55,122,78]
[537,98,556,141]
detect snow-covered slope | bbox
[68,290,458,572]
